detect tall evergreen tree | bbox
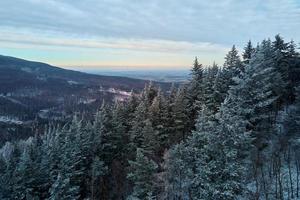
[186,57,204,130]
[170,86,190,143]
[49,173,80,200]
[243,40,255,64]
[149,89,169,149]
[12,148,36,199]
[229,39,284,149]
[217,45,243,105]
[202,64,219,113]
[129,100,148,152]
[90,156,106,200]
[127,148,158,199]
[224,45,242,77]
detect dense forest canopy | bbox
[1,35,300,200]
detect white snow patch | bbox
[67,80,79,85]
[0,116,23,125]
[107,88,132,96]
[21,67,33,73]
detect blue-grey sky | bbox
[0,0,299,70]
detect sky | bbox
[0,0,300,70]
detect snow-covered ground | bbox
[107,88,132,96]
[80,98,97,104]
[0,116,23,125]
[67,80,80,85]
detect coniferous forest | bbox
[1,35,300,200]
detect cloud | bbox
[0,30,229,54]
[0,0,299,45]
[0,0,299,68]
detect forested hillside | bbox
[0,55,171,146]
[1,35,300,200]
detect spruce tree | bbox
[217,45,243,105]
[202,64,219,113]
[140,119,158,154]
[49,173,80,200]
[171,87,189,142]
[129,100,148,152]
[164,142,194,200]
[242,40,255,64]
[127,148,158,199]
[186,57,204,129]
[90,156,106,200]
[149,89,169,149]
[224,45,242,77]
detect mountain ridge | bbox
[0,55,164,91]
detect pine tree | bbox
[186,57,204,129]
[281,86,300,143]
[48,126,66,186]
[286,40,300,103]
[3,143,21,199]
[90,156,106,200]
[165,103,248,200]
[202,64,219,113]
[167,83,177,105]
[194,104,248,200]
[273,34,288,52]
[0,156,7,199]
[149,89,169,149]
[49,173,80,200]
[129,100,148,152]
[39,131,53,198]
[109,100,126,159]
[217,45,243,105]
[164,84,178,144]
[142,82,158,107]
[191,57,203,78]
[243,40,255,64]
[164,142,195,200]
[226,39,284,149]
[29,134,50,198]
[170,86,189,142]
[127,148,158,199]
[224,45,242,77]
[222,39,286,198]
[141,119,159,154]
[212,66,225,111]
[72,120,94,196]
[12,148,37,199]
[94,102,115,163]
[272,35,290,102]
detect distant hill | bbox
[0,55,164,92]
[0,55,170,121]
[85,69,190,83]
[0,55,172,144]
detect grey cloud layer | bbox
[1,0,300,46]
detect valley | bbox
[0,55,171,144]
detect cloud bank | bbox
[0,0,299,68]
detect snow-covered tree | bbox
[170,86,190,143]
[90,156,106,200]
[242,40,255,64]
[49,173,80,200]
[129,100,148,152]
[127,148,158,199]
[202,63,219,113]
[164,143,194,200]
[186,57,204,129]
